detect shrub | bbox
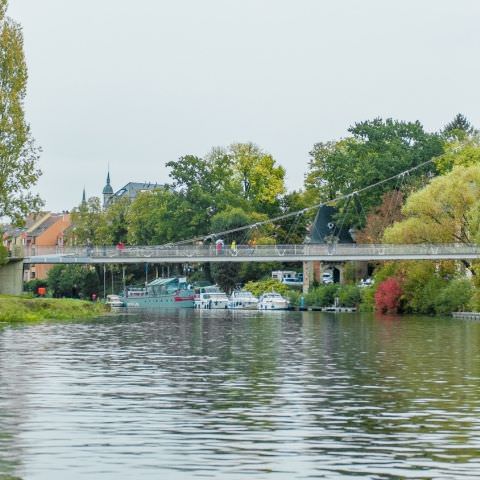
[338,285,362,307]
[360,284,376,311]
[47,265,100,298]
[305,284,339,307]
[374,277,402,313]
[287,289,303,307]
[24,279,48,294]
[435,279,473,314]
[243,279,292,297]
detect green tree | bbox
[167,152,241,228]
[435,279,473,315]
[384,166,480,281]
[209,207,256,293]
[0,0,42,223]
[229,142,286,214]
[127,188,195,245]
[274,190,310,244]
[162,143,286,244]
[47,264,100,298]
[102,196,131,244]
[435,135,480,174]
[384,166,480,247]
[69,197,109,245]
[306,118,443,226]
[442,113,476,142]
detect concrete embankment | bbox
[0,296,106,322]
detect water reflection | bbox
[0,311,479,479]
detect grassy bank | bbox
[0,295,106,323]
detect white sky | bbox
[8,0,480,212]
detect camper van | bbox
[272,271,303,287]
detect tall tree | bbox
[355,190,404,244]
[383,165,480,274]
[229,142,286,215]
[442,113,476,142]
[0,0,42,224]
[68,197,109,245]
[306,118,443,227]
[435,135,480,174]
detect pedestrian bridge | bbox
[22,243,480,264]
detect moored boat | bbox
[106,294,125,308]
[194,286,229,309]
[258,291,290,310]
[120,277,194,308]
[228,290,259,310]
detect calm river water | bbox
[1,310,479,479]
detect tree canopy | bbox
[383,165,480,246]
[442,113,477,142]
[0,0,42,223]
[305,118,444,227]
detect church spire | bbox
[82,187,86,205]
[102,168,114,208]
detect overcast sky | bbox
[8,0,480,212]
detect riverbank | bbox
[0,295,106,322]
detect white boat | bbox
[194,286,229,309]
[228,291,259,310]
[258,291,290,310]
[106,294,125,308]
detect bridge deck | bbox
[22,243,480,264]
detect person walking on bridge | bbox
[215,239,224,255]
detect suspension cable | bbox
[169,158,436,246]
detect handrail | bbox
[21,243,480,263]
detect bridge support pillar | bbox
[0,260,24,296]
[303,261,312,293]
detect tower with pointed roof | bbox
[81,187,86,206]
[102,171,113,208]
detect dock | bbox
[296,306,357,313]
[452,312,480,320]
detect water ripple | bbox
[1,311,479,479]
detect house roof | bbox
[308,205,354,244]
[112,182,161,199]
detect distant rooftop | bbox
[112,182,162,200]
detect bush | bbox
[435,279,473,314]
[338,285,362,307]
[287,289,303,307]
[243,278,292,297]
[24,279,48,294]
[360,284,376,311]
[375,277,402,313]
[47,265,100,298]
[305,284,339,307]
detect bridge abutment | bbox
[0,260,24,296]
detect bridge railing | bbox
[23,243,480,259]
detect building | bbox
[102,171,161,208]
[303,205,363,291]
[3,212,71,281]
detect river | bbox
[1,310,479,479]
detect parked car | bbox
[322,271,334,284]
[358,278,374,287]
